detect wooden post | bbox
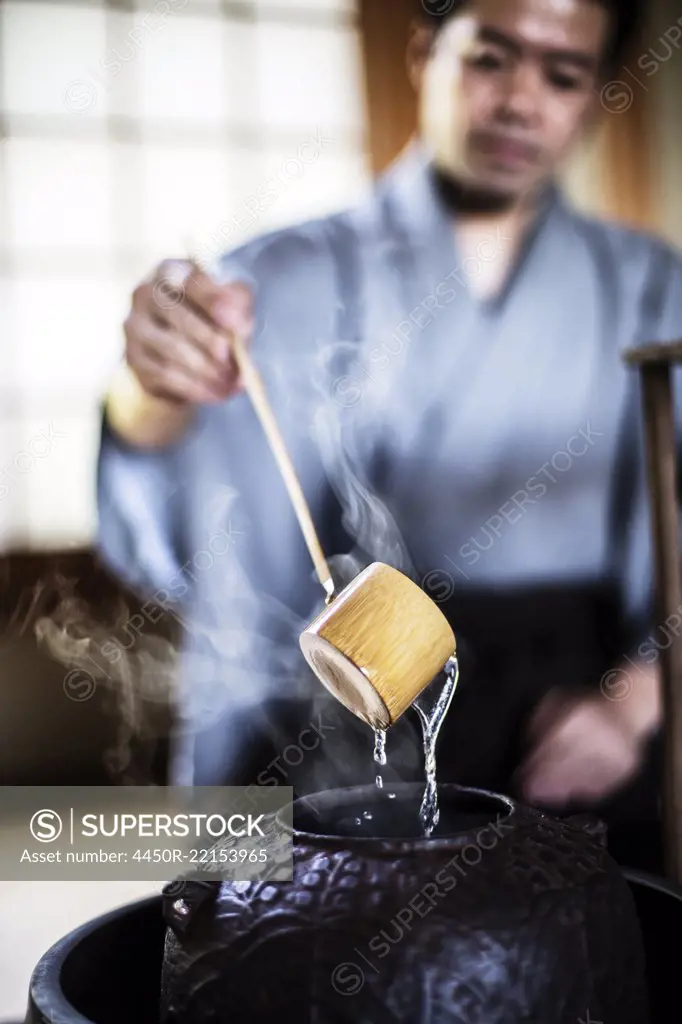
[358,0,418,176]
[625,342,682,882]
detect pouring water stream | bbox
[373,655,459,835]
[414,655,460,835]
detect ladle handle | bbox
[227,329,335,601]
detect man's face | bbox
[415,0,610,200]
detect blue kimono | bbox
[97,141,682,803]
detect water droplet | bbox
[373,728,387,766]
[373,729,387,792]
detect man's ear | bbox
[406,19,437,91]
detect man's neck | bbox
[430,164,545,222]
[430,167,549,302]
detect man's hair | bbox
[419,0,644,75]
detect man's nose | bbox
[498,61,543,125]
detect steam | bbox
[32,573,178,783]
[309,336,417,581]
[31,326,426,789]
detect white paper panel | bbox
[1,3,368,548]
[0,282,17,403]
[95,10,144,120]
[180,149,270,262]
[257,0,356,11]
[10,278,124,397]
[138,16,227,122]
[256,23,364,132]
[257,146,369,230]
[107,142,147,256]
[0,409,97,549]
[141,145,241,255]
[223,21,261,126]
[22,411,101,548]
[5,140,113,250]
[2,2,108,118]
[136,0,224,8]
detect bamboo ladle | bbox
[206,282,456,730]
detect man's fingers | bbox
[135,348,227,405]
[132,323,238,402]
[516,734,567,790]
[126,312,229,390]
[131,280,244,381]
[126,262,253,409]
[519,749,575,803]
[519,746,605,804]
[174,262,222,318]
[519,712,641,806]
[525,690,568,745]
[180,266,254,336]
[166,335,239,393]
[162,298,238,372]
[139,261,254,343]
[150,260,192,314]
[209,281,254,335]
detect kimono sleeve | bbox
[95,254,250,603]
[96,408,198,603]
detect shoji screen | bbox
[0,0,370,550]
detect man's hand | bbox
[517,661,661,806]
[124,260,254,405]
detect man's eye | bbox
[467,51,506,71]
[548,70,583,91]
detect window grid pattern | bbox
[0,0,370,549]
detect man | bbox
[99,0,678,863]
